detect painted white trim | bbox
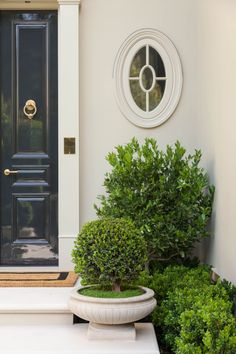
[0,267,60,271]
[58,0,79,269]
[113,28,183,128]
[0,1,80,10]
[1,0,56,2]
[58,235,77,239]
[58,0,80,4]
[0,1,58,10]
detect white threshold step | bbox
[0,323,160,354]
[0,280,80,325]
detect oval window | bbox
[113,29,183,128]
[129,46,166,112]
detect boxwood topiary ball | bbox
[72,218,147,290]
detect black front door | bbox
[0,11,58,266]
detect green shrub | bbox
[219,279,236,302]
[161,282,227,350]
[144,265,236,353]
[95,138,214,267]
[152,266,212,333]
[72,218,147,292]
[176,298,236,354]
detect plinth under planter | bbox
[68,286,156,340]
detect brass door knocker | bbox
[23,99,37,120]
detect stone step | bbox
[0,285,79,325]
[0,323,160,354]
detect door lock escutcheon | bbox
[4,169,19,176]
[23,99,37,120]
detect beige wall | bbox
[194,0,236,283]
[79,0,236,283]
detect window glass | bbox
[149,81,165,111]
[141,66,153,91]
[130,80,146,111]
[149,46,165,77]
[129,46,146,77]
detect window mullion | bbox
[146,92,149,112]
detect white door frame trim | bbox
[0,0,80,271]
[0,0,80,10]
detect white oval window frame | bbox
[113,28,183,128]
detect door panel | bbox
[0,11,58,266]
[16,23,47,153]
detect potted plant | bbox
[68,218,156,339]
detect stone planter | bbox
[68,286,156,340]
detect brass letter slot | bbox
[64,137,76,154]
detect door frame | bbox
[0,0,80,270]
